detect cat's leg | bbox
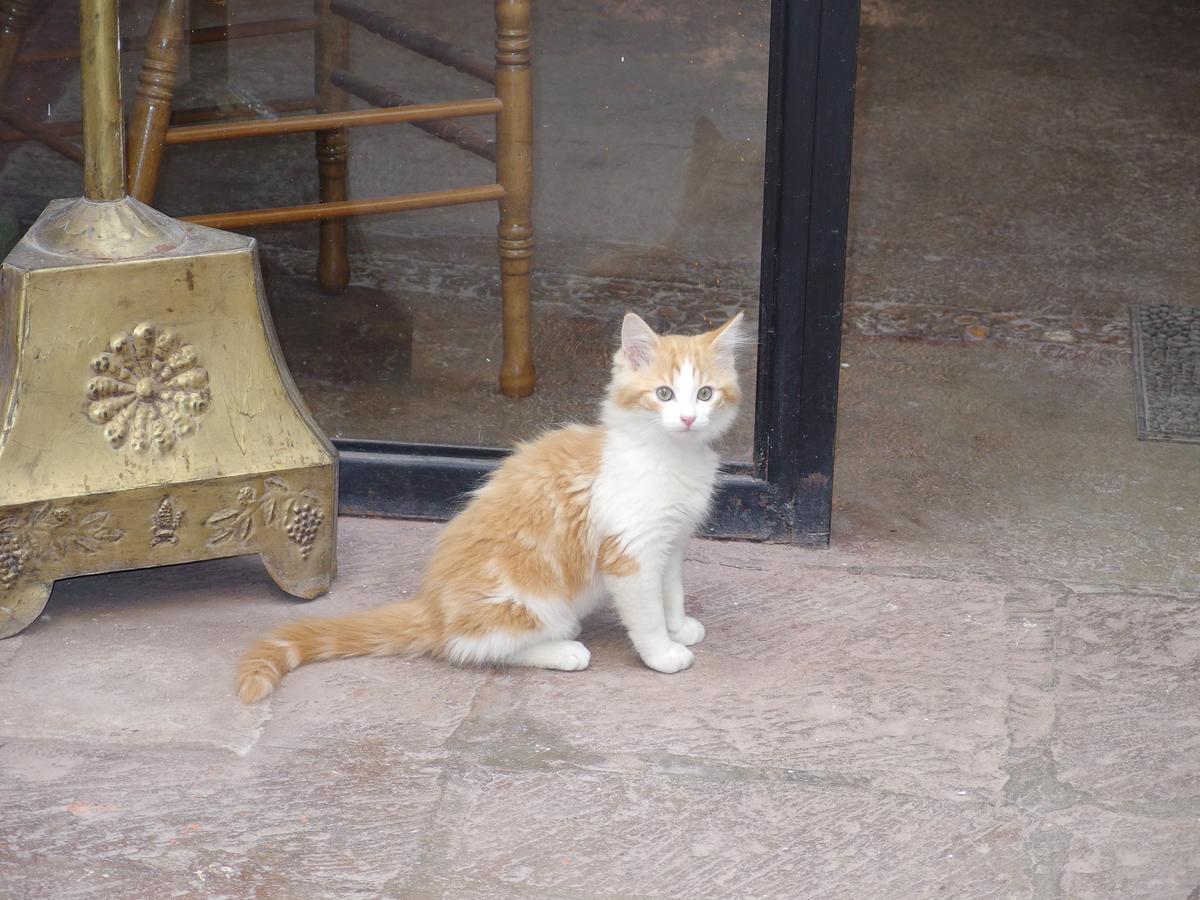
[445,593,589,671]
[510,640,591,671]
[663,541,705,646]
[603,565,694,674]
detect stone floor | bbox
[1,500,1199,898]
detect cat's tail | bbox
[235,599,438,704]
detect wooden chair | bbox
[129,0,538,397]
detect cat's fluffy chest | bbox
[591,429,719,549]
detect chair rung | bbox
[333,70,496,163]
[164,99,502,145]
[0,96,315,147]
[180,185,506,229]
[331,0,495,85]
[0,104,82,164]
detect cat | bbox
[666,116,765,266]
[235,311,748,703]
[587,116,766,280]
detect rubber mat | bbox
[1130,304,1200,442]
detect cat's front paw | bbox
[641,641,694,674]
[669,617,706,646]
[546,640,591,671]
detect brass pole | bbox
[79,0,125,201]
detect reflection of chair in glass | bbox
[0,4,318,167]
[0,2,85,167]
[0,2,31,98]
[127,0,536,397]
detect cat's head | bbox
[605,312,748,443]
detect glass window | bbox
[0,0,767,461]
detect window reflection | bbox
[0,0,766,459]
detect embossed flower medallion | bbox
[85,322,211,453]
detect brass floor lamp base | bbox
[0,197,337,638]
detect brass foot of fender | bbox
[0,579,51,639]
[0,211,339,639]
[261,552,333,600]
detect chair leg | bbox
[127,0,186,203]
[315,0,350,294]
[495,0,535,397]
[0,0,31,100]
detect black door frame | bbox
[334,0,861,546]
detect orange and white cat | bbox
[236,311,747,703]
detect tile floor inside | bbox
[2,0,1199,897]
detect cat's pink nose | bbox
[680,415,696,429]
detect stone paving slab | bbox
[1047,805,1200,900]
[0,533,483,759]
[2,517,1198,897]
[397,767,1036,899]
[1052,587,1200,813]
[1,740,445,899]
[449,565,1044,803]
[0,557,277,754]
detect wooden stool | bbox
[128,0,536,397]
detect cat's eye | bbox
[697,386,714,401]
[655,386,674,402]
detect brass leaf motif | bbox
[204,478,325,559]
[204,509,241,526]
[0,504,124,589]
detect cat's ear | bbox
[707,311,748,366]
[621,313,660,370]
[694,115,721,148]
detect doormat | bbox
[1130,304,1200,442]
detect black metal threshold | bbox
[333,439,804,544]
